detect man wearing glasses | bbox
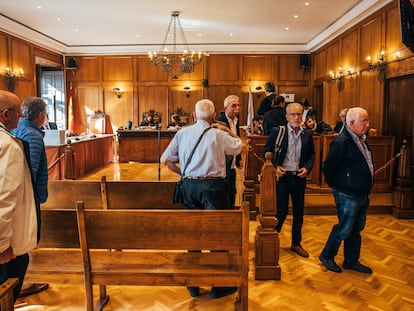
[0,90,39,302]
[262,102,315,257]
[216,95,242,208]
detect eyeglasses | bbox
[229,104,241,108]
[287,112,302,117]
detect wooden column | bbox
[64,139,76,180]
[254,152,281,280]
[392,137,414,218]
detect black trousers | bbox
[181,178,230,210]
[275,174,306,246]
[0,253,29,302]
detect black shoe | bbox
[19,283,49,298]
[210,287,237,299]
[187,286,200,297]
[291,245,309,257]
[343,261,372,274]
[319,255,342,273]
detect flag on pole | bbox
[68,83,75,133]
[247,85,254,131]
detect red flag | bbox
[68,84,75,132]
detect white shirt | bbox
[161,120,242,178]
[0,123,38,256]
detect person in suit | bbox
[41,114,58,130]
[262,102,315,257]
[0,91,39,302]
[263,95,287,135]
[216,95,242,208]
[301,98,317,125]
[334,108,348,133]
[12,97,50,297]
[257,81,276,116]
[319,107,374,274]
[161,99,242,299]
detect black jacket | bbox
[322,129,373,196]
[263,106,287,135]
[262,126,315,173]
[257,93,276,116]
[216,114,241,168]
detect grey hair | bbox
[195,99,215,120]
[224,95,239,107]
[286,102,303,114]
[21,97,46,121]
[346,107,368,126]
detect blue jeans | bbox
[320,189,369,264]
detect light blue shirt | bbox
[161,120,242,178]
[282,123,303,171]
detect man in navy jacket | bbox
[319,107,374,274]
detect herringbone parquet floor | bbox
[15,163,414,310]
[16,214,414,311]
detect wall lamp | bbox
[112,87,122,99]
[183,86,191,98]
[255,86,262,98]
[367,50,387,82]
[329,67,344,91]
[0,67,24,92]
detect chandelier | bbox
[148,11,204,79]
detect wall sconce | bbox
[183,86,191,98]
[367,50,387,82]
[255,86,262,98]
[112,87,122,99]
[0,67,24,92]
[329,67,344,91]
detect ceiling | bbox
[0,0,392,55]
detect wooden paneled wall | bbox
[312,0,414,134]
[66,54,311,134]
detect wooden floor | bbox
[16,163,414,311]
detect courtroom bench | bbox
[76,201,249,311]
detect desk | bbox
[117,129,176,163]
[46,134,114,180]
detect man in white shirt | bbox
[0,90,39,302]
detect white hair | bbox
[195,99,215,120]
[346,107,368,126]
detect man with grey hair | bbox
[216,95,242,208]
[0,91,39,302]
[161,99,242,299]
[320,107,374,274]
[12,97,50,297]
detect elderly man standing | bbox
[12,97,50,297]
[0,91,39,302]
[161,99,242,299]
[262,102,315,258]
[216,95,242,208]
[319,107,374,274]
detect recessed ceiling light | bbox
[37,5,42,9]
[294,15,299,19]
[198,33,202,37]
[74,29,79,32]
[57,17,61,21]
[135,34,140,38]
[229,33,234,37]
[305,2,310,5]
[285,27,289,31]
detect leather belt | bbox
[183,176,224,180]
[284,171,298,176]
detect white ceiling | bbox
[0,0,392,55]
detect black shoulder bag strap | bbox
[272,125,286,164]
[181,127,212,177]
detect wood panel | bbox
[326,41,340,75]
[102,56,133,81]
[358,70,382,131]
[104,85,134,129]
[137,56,168,82]
[360,16,383,65]
[169,85,200,120]
[74,86,100,134]
[0,33,9,91]
[323,80,339,124]
[71,57,99,82]
[313,49,327,80]
[278,55,310,82]
[208,54,240,82]
[341,29,359,69]
[386,4,406,54]
[138,85,167,123]
[242,55,273,81]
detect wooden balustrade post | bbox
[243,138,258,220]
[393,137,414,218]
[64,139,76,180]
[254,152,281,280]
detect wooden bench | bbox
[0,278,19,311]
[76,201,249,311]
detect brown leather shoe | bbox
[291,245,309,257]
[19,283,49,298]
